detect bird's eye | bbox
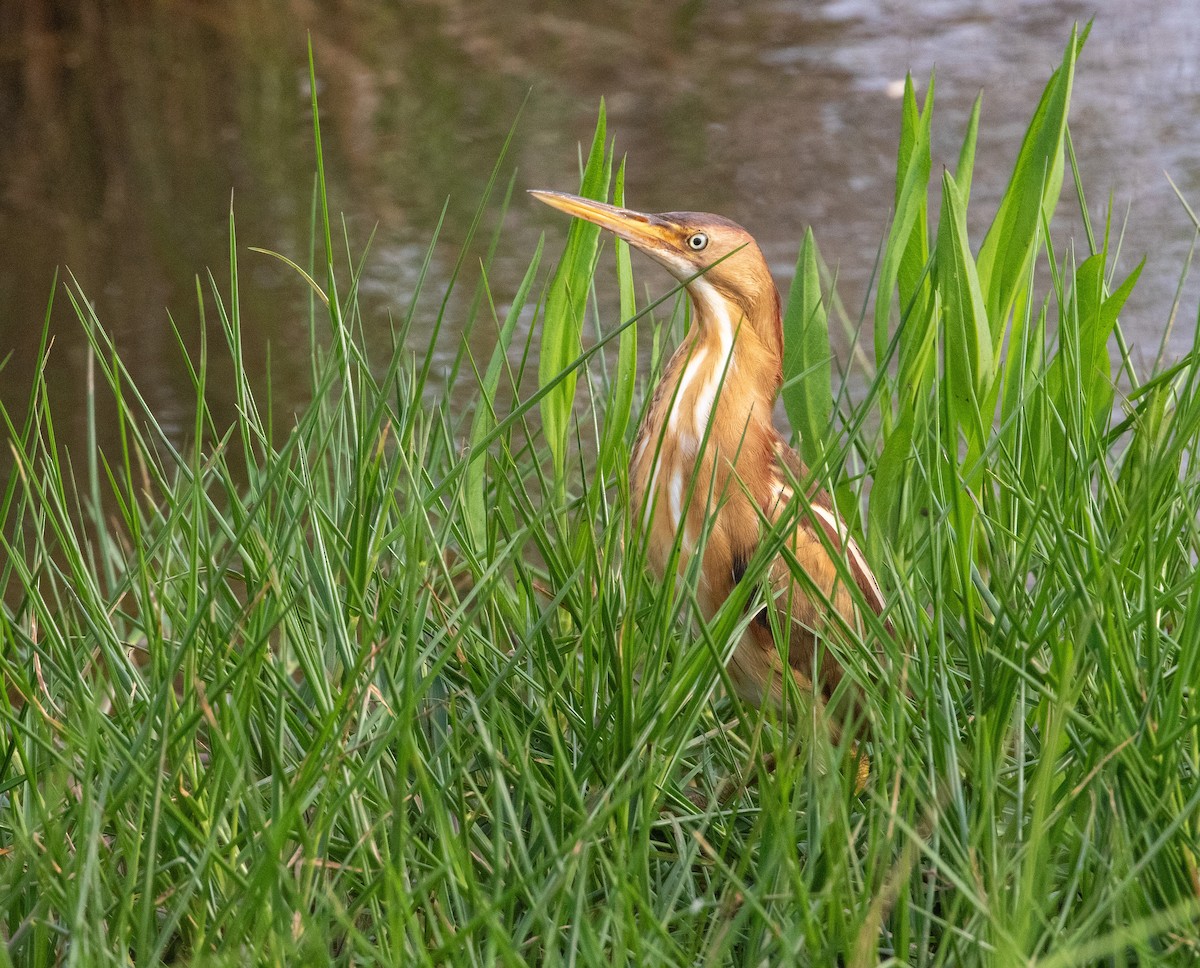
[687,232,708,251]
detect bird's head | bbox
[530,190,782,358]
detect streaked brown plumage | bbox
[531,190,886,742]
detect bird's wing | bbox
[769,439,887,618]
[731,440,882,734]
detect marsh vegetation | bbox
[2,28,1199,966]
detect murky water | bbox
[2,0,1198,462]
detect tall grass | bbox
[2,28,1199,966]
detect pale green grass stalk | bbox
[2,26,1199,967]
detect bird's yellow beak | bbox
[529,190,678,255]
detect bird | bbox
[530,189,888,750]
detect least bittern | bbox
[531,190,886,746]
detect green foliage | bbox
[781,227,832,470]
[598,160,639,478]
[977,25,1083,335]
[537,101,613,489]
[3,27,1200,966]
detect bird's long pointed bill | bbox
[528,190,673,252]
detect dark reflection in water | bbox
[2,0,1198,466]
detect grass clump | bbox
[3,27,1200,966]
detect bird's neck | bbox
[663,278,783,453]
[630,278,785,574]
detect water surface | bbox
[2,0,1197,460]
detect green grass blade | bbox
[465,238,545,548]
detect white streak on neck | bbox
[642,454,662,531]
[632,434,648,469]
[688,279,736,441]
[668,346,707,443]
[667,469,684,531]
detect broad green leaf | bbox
[1077,253,1142,428]
[875,75,934,382]
[893,77,937,417]
[954,93,982,212]
[1047,251,1143,446]
[868,408,914,559]
[599,159,638,476]
[781,226,832,469]
[895,75,933,329]
[977,25,1087,336]
[1000,292,1049,507]
[539,101,612,483]
[935,171,993,447]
